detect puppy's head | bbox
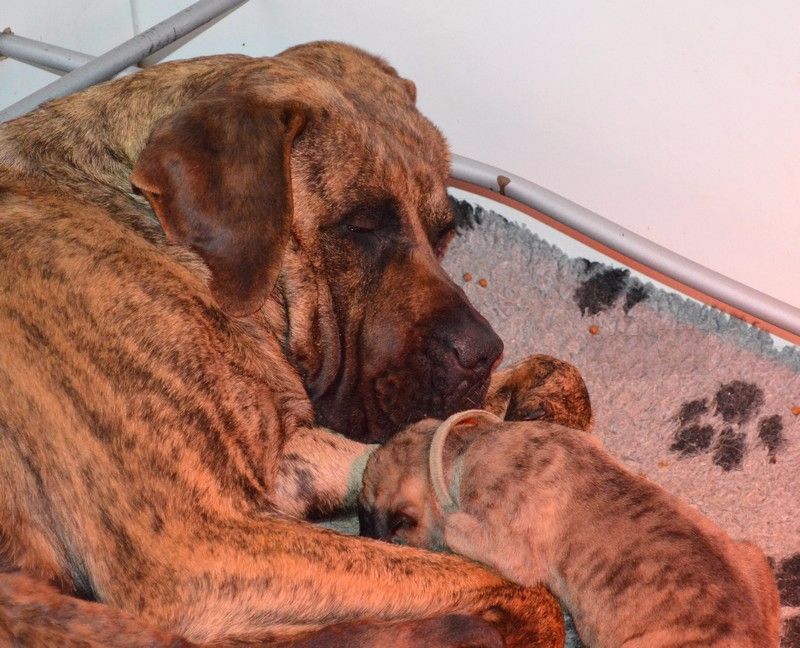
[359,413,500,548]
[358,418,444,548]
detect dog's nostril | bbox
[449,326,504,373]
[453,345,487,372]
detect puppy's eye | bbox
[388,510,418,535]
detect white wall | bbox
[1,0,133,104]
[2,1,798,307]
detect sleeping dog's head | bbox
[132,41,503,442]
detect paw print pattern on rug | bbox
[782,615,800,648]
[669,381,787,470]
[448,196,485,231]
[777,553,800,607]
[573,262,650,316]
[774,554,800,647]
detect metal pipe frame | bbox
[0,32,140,77]
[451,154,800,339]
[1,32,93,71]
[0,0,247,123]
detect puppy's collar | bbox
[347,443,381,508]
[429,409,502,513]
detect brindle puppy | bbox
[0,42,567,646]
[359,413,780,647]
[359,354,593,547]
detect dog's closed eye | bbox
[346,222,377,235]
[340,199,399,237]
[522,407,547,421]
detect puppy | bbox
[359,411,780,647]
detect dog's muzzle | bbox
[428,308,504,412]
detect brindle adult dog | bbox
[0,42,566,646]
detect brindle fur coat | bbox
[0,42,566,647]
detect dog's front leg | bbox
[270,426,378,519]
[0,570,500,648]
[140,516,564,648]
[272,615,503,648]
[0,571,193,648]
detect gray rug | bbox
[445,196,800,647]
[323,195,800,647]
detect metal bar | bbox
[0,33,93,71]
[0,32,139,76]
[0,0,247,123]
[451,154,800,337]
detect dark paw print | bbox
[776,553,800,607]
[768,555,799,647]
[669,381,786,470]
[783,614,800,648]
[448,196,486,231]
[573,263,650,316]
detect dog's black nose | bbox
[424,308,504,417]
[445,313,504,375]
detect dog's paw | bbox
[294,615,503,648]
[668,380,788,470]
[407,614,504,648]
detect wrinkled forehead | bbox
[265,43,453,225]
[295,115,451,224]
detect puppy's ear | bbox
[131,96,308,316]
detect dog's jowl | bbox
[0,42,564,646]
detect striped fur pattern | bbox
[0,42,564,646]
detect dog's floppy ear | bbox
[131,95,308,316]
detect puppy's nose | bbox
[445,313,504,375]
